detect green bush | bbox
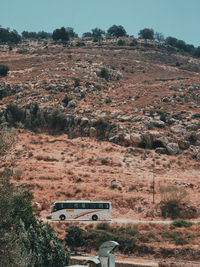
[162,231,187,245]
[160,185,188,219]
[65,226,86,254]
[97,67,109,81]
[130,39,138,46]
[50,109,66,131]
[171,219,192,228]
[0,65,9,77]
[6,103,25,126]
[76,41,85,47]
[117,39,126,46]
[161,200,181,219]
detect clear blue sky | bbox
[1,0,200,46]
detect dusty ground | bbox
[3,130,200,220]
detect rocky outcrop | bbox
[0,82,15,100]
[1,101,200,158]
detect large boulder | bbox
[166,143,179,155]
[130,133,143,146]
[178,139,190,150]
[170,124,186,134]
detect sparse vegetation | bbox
[98,67,109,81]
[171,219,192,228]
[1,23,200,265]
[162,231,187,245]
[0,65,9,77]
[159,185,195,219]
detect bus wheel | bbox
[92,215,98,221]
[60,215,66,221]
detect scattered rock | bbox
[166,142,179,155]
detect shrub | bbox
[95,117,110,139]
[160,185,188,219]
[0,65,9,77]
[65,226,85,254]
[0,125,15,156]
[98,67,109,81]
[50,109,66,131]
[171,219,192,228]
[161,200,182,219]
[16,49,29,54]
[130,38,138,46]
[117,39,126,46]
[13,168,23,181]
[154,32,165,43]
[162,231,187,245]
[91,28,105,40]
[6,103,25,125]
[76,41,85,47]
[110,184,118,190]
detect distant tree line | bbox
[22,30,52,40]
[0,26,21,44]
[0,24,200,58]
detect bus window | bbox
[98,203,103,209]
[63,203,68,209]
[74,203,79,209]
[81,203,86,209]
[67,203,74,209]
[90,203,97,209]
[103,203,109,209]
[55,203,62,210]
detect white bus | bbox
[49,200,112,221]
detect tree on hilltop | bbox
[65,27,78,38]
[138,28,154,40]
[0,27,21,44]
[91,27,105,40]
[154,32,165,43]
[107,25,127,38]
[52,27,69,42]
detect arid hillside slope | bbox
[0,38,200,220]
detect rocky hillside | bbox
[0,38,200,220]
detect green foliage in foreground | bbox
[0,166,69,266]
